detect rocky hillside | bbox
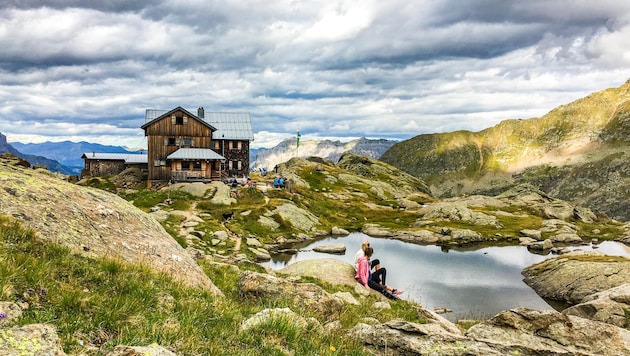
[251,137,396,171]
[380,79,630,221]
[0,155,220,293]
[2,152,630,354]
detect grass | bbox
[1,214,427,355]
[119,189,194,212]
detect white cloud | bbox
[1,1,630,151]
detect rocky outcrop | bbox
[163,181,212,198]
[238,271,344,321]
[466,307,630,355]
[522,251,630,305]
[419,203,499,226]
[563,283,630,327]
[0,162,221,294]
[266,203,321,232]
[280,259,358,287]
[348,319,501,355]
[0,324,66,355]
[208,181,236,205]
[349,305,630,355]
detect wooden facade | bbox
[80,107,252,186]
[141,106,253,187]
[82,159,125,177]
[142,107,218,185]
[80,153,148,179]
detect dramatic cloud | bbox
[1,0,629,148]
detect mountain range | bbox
[380,79,630,221]
[250,137,397,171]
[11,140,138,174]
[0,133,74,174]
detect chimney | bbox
[198,107,205,118]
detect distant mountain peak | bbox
[251,137,398,170]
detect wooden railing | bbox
[171,170,223,182]
[171,171,205,181]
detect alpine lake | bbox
[261,232,630,321]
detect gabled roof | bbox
[166,148,226,160]
[141,106,217,131]
[81,152,148,164]
[144,108,254,141]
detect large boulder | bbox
[563,283,630,327]
[280,259,357,287]
[267,203,320,232]
[0,163,221,294]
[312,243,346,254]
[522,251,630,305]
[347,319,501,355]
[238,271,343,321]
[466,307,630,355]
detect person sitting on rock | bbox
[355,247,399,300]
[354,241,403,295]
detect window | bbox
[212,140,220,149]
[167,138,176,145]
[181,161,190,170]
[183,138,192,146]
[193,161,202,170]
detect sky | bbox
[1,1,630,149]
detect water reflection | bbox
[261,233,630,321]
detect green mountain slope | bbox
[381,79,630,221]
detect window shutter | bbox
[183,117,188,124]
[238,141,242,149]
[171,116,176,124]
[237,161,242,169]
[191,139,195,147]
[164,138,168,145]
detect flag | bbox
[296,130,301,148]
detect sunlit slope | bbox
[380,79,630,220]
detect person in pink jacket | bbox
[355,247,398,300]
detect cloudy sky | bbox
[1,0,629,149]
